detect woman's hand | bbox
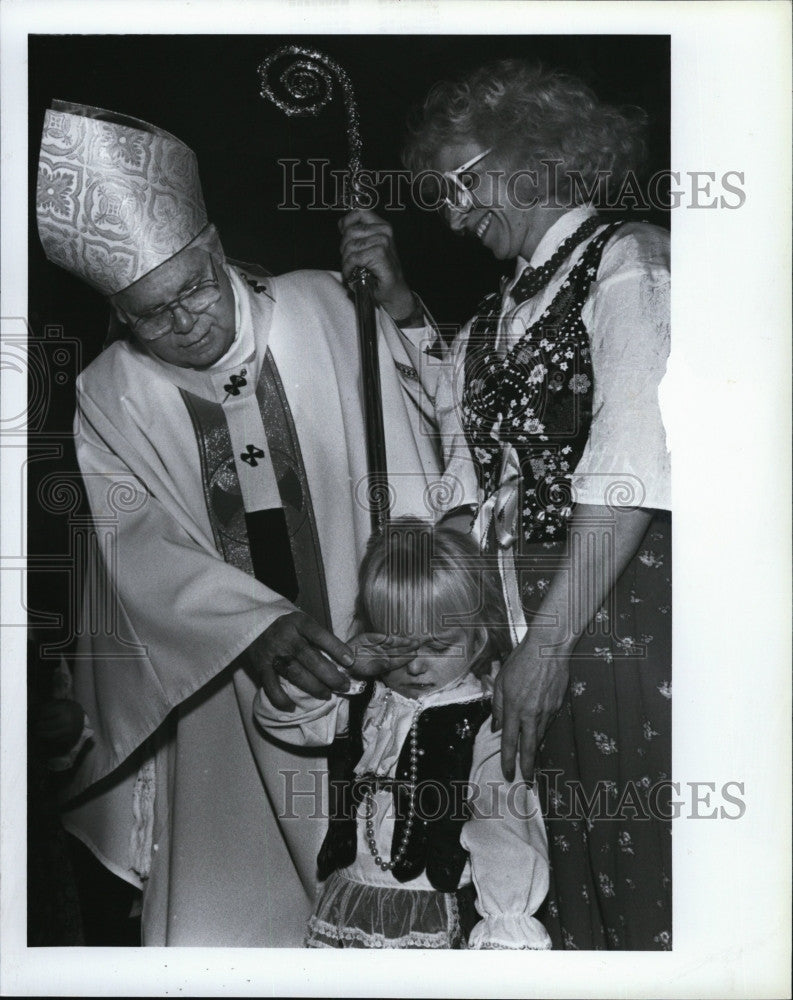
[492,506,654,781]
[493,641,570,782]
[348,632,420,679]
[339,209,415,320]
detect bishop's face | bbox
[113,244,237,369]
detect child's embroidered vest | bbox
[318,690,492,893]
[462,220,624,546]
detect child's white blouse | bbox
[254,671,551,949]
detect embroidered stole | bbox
[180,349,331,626]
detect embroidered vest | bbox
[462,221,624,547]
[317,691,492,893]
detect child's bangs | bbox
[365,550,484,639]
[363,542,433,636]
[356,517,499,641]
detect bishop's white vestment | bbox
[61,265,443,946]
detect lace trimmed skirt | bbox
[305,870,479,949]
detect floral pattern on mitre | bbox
[37,163,80,223]
[37,226,82,275]
[80,238,138,294]
[84,176,147,241]
[36,105,208,294]
[159,142,200,191]
[39,111,88,156]
[147,191,200,252]
[94,122,151,176]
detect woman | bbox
[340,60,671,950]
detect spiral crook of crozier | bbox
[257,45,364,190]
[258,48,334,118]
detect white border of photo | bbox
[1,1,790,996]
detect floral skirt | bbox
[305,871,479,949]
[524,510,672,950]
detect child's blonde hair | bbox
[355,517,507,661]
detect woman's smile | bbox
[474,212,493,240]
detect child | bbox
[253,517,551,949]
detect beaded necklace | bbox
[318,686,492,889]
[509,215,601,304]
[363,695,421,872]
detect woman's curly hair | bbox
[403,60,648,203]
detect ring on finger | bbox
[271,654,291,673]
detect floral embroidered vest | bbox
[462,221,624,547]
[317,688,492,893]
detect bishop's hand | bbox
[246,612,354,711]
[339,209,416,321]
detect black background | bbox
[27,33,670,634]
[29,34,670,355]
[26,33,669,943]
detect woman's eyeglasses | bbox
[122,257,222,341]
[440,148,493,214]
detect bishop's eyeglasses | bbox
[122,257,222,341]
